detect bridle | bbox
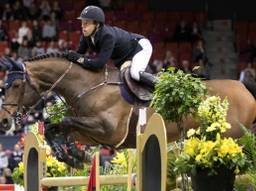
[1,69,27,127]
[2,62,74,124]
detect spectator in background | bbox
[42,20,57,41]
[17,21,32,44]
[23,0,34,12]
[240,39,256,63]
[192,39,210,79]
[13,1,26,20]
[99,145,115,169]
[18,39,31,60]
[190,21,202,42]
[99,0,112,10]
[58,39,68,52]
[8,144,23,172]
[2,4,13,21]
[150,59,163,74]
[0,143,8,175]
[52,1,62,20]
[173,20,191,42]
[11,51,21,62]
[0,20,7,41]
[239,62,256,82]
[10,33,20,53]
[193,59,209,79]
[31,41,45,57]
[0,176,6,184]
[40,0,51,21]
[181,59,192,73]
[2,168,13,184]
[28,2,40,20]
[163,50,178,70]
[46,41,58,53]
[3,47,11,57]
[192,39,208,66]
[31,20,42,46]
[239,62,256,97]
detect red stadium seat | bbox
[8,20,21,31]
[64,10,76,20]
[152,42,165,60]
[59,30,68,41]
[165,42,178,58]
[234,21,248,35]
[69,30,81,47]
[180,11,195,24]
[0,184,15,191]
[179,42,192,53]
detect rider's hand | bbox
[66,50,84,64]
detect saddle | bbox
[120,65,153,102]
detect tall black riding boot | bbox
[139,71,159,88]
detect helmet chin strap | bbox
[89,23,100,38]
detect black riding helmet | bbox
[77,5,105,24]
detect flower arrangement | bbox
[175,96,250,176]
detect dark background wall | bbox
[149,0,256,21]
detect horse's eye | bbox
[12,83,20,88]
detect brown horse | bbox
[0,53,255,148]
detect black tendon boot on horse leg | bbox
[44,123,66,158]
[44,123,84,169]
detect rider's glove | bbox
[66,50,85,64]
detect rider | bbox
[66,5,157,87]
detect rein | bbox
[25,62,74,116]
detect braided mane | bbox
[25,52,67,62]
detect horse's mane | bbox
[25,52,67,62]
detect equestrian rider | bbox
[66,5,157,87]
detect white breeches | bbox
[130,38,153,81]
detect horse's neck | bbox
[26,59,107,101]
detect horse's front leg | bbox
[44,123,87,168]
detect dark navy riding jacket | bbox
[76,25,144,69]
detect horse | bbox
[0,53,255,149]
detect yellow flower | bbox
[206,122,219,132]
[218,138,243,158]
[18,162,24,172]
[199,140,215,156]
[195,154,202,162]
[45,145,52,156]
[111,152,127,168]
[184,138,200,156]
[187,129,196,137]
[220,122,231,133]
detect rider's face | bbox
[81,20,97,37]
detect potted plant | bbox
[151,68,207,190]
[174,96,250,191]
